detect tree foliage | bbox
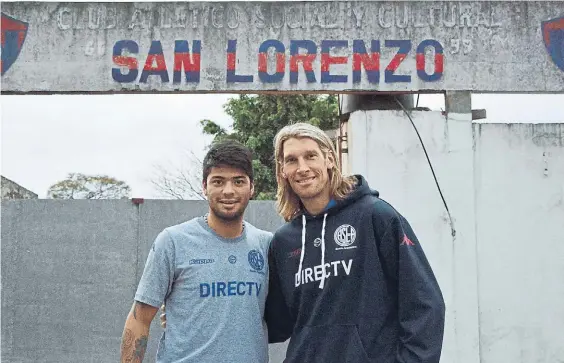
[200,94,340,199]
[47,173,131,199]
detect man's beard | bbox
[209,202,247,222]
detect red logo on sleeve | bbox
[401,234,415,246]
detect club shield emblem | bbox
[542,15,564,72]
[1,12,29,76]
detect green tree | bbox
[201,94,340,199]
[47,173,132,199]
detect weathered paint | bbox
[0,13,29,76]
[1,1,564,93]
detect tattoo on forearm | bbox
[132,301,151,321]
[121,328,134,352]
[135,336,148,359]
[121,328,148,363]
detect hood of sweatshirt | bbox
[293,175,379,289]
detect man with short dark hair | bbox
[120,139,272,363]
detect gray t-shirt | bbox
[135,216,273,363]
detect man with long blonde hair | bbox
[265,122,446,363]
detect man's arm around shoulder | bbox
[120,301,159,363]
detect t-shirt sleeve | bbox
[134,229,176,308]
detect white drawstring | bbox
[297,214,307,286]
[297,213,329,289]
[318,213,328,289]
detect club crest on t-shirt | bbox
[248,249,265,275]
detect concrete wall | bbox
[347,110,564,363]
[2,1,564,93]
[473,123,564,363]
[0,199,288,363]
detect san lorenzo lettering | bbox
[112,38,445,85]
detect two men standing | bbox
[121,123,445,363]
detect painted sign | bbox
[110,38,444,85]
[1,13,28,76]
[1,1,563,94]
[542,16,564,72]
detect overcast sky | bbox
[1,93,563,199]
[1,0,563,198]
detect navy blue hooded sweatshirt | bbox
[265,175,445,363]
